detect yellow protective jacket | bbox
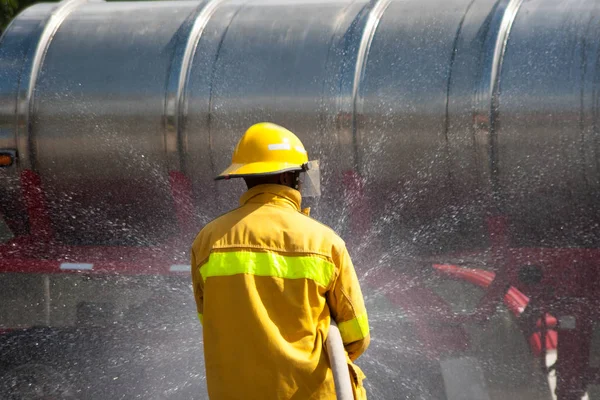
[191,184,370,400]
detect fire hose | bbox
[326,320,354,400]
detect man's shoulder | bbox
[298,212,339,235]
[291,211,346,248]
[193,204,347,256]
[193,207,243,244]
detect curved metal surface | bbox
[356,0,484,255]
[0,2,77,235]
[29,1,198,244]
[0,0,599,250]
[164,0,224,173]
[21,0,96,169]
[497,0,600,247]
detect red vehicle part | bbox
[3,169,599,400]
[341,169,600,400]
[0,170,195,276]
[432,263,558,357]
[432,246,600,400]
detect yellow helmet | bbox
[216,122,309,180]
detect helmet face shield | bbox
[300,160,321,197]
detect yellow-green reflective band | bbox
[338,314,369,344]
[198,313,204,325]
[200,251,335,288]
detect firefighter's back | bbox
[191,184,343,399]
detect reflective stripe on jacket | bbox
[191,184,370,400]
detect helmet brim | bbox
[215,162,303,180]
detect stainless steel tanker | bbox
[3,1,600,399]
[1,0,599,253]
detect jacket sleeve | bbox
[191,247,204,325]
[327,242,370,361]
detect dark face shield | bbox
[300,160,321,197]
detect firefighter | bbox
[191,122,370,399]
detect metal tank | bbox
[0,0,599,252]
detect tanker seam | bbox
[579,16,595,194]
[206,2,248,178]
[175,0,225,174]
[579,34,588,192]
[22,0,90,171]
[164,5,201,170]
[351,0,392,174]
[470,0,502,192]
[594,28,600,186]
[338,0,370,173]
[489,0,524,199]
[443,0,476,196]
[320,0,357,157]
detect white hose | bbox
[326,320,354,400]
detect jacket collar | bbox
[239,184,302,212]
